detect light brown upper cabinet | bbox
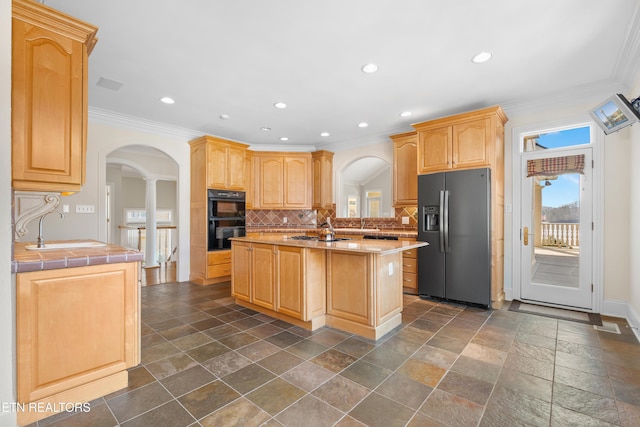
[413,106,508,175]
[253,152,312,209]
[188,135,248,190]
[391,131,417,207]
[12,0,98,192]
[312,150,334,209]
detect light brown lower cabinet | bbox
[16,262,140,426]
[231,243,326,327]
[401,244,418,295]
[232,240,404,340]
[325,250,403,339]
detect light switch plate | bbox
[76,204,95,214]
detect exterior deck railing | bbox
[540,222,579,248]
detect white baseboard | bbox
[602,299,640,342]
[504,287,513,301]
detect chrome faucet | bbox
[360,218,366,229]
[37,210,65,248]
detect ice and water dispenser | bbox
[423,206,440,231]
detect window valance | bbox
[526,154,585,177]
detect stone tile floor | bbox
[30,281,640,426]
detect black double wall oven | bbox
[208,189,246,251]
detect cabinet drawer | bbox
[402,257,417,273]
[403,272,417,291]
[208,250,231,265]
[208,263,232,278]
[403,248,417,259]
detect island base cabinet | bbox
[326,251,403,340]
[16,262,140,426]
[231,243,326,330]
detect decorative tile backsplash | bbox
[247,206,418,230]
[246,209,317,229]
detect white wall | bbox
[362,168,393,217]
[333,141,393,216]
[36,122,193,281]
[1,1,17,424]
[628,75,640,326]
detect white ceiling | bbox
[43,0,640,152]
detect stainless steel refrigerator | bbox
[417,168,491,307]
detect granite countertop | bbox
[12,240,144,273]
[231,235,426,255]
[247,227,418,239]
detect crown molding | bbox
[89,108,201,140]
[613,1,640,87]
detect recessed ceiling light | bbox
[261,127,271,131]
[358,122,369,128]
[219,114,229,120]
[361,63,378,74]
[320,132,330,137]
[274,102,287,109]
[471,52,492,64]
[280,137,289,141]
[400,111,412,117]
[160,97,175,104]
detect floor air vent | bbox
[593,321,621,334]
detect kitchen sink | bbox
[25,241,107,250]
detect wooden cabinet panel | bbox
[206,143,228,189]
[277,246,305,319]
[251,244,276,310]
[418,126,452,174]
[254,152,312,209]
[231,241,251,302]
[326,251,372,326]
[375,253,403,325]
[453,118,491,169]
[202,137,248,190]
[312,150,334,209]
[257,156,284,208]
[400,239,418,294]
[227,146,247,190]
[17,262,139,404]
[392,132,418,206]
[12,0,98,192]
[284,156,311,208]
[232,243,325,322]
[245,151,254,209]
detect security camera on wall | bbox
[589,94,640,135]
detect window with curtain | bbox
[526,154,585,177]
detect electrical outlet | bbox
[76,204,95,214]
[62,204,70,213]
[402,216,410,225]
[283,217,288,224]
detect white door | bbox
[520,146,593,309]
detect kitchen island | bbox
[230,235,426,340]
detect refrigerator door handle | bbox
[443,190,450,252]
[439,190,445,252]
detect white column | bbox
[144,177,158,267]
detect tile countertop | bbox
[12,240,144,273]
[247,227,418,239]
[231,235,427,255]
